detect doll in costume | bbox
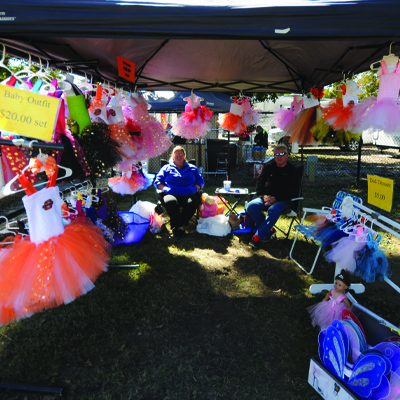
[0,156,110,325]
[218,98,246,135]
[353,53,400,133]
[307,269,351,330]
[172,93,213,139]
[123,93,172,160]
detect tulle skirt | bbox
[285,106,321,145]
[323,101,358,132]
[108,171,147,195]
[218,113,246,135]
[273,109,296,131]
[182,105,213,125]
[242,108,260,127]
[354,98,400,133]
[355,245,391,283]
[307,299,346,330]
[172,118,210,139]
[324,236,367,273]
[109,121,139,170]
[0,219,110,325]
[124,106,172,160]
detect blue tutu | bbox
[355,234,391,283]
[314,220,348,250]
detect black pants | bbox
[161,192,201,229]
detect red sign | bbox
[117,56,136,83]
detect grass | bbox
[0,181,400,399]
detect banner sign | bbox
[367,174,394,212]
[117,56,135,83]
[0,85,60,141]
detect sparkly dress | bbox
[123,95,172,160]
[171,95,213,139]
[0,170,110,324]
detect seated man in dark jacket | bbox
[247,144,300,249]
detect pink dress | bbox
[353,59,400,133]
[307,289,347,330]
[172,95,213,139]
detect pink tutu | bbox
[353,58,400,133]
[240,98,260,127]
[172,97,213,139]
[123,96,172,160]
[307,290,347,330]
[274,96,303,130]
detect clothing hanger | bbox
[0,150,73,199]
[370,42,398,70]
[0,45,31,90]
[0,216,17,236]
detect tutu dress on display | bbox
[354,233,391,283]
[108,163,148,195]
[274,95,304,130]
[107,93,139,171]
[240,97,260,128]
[284,95,321,145]
[218,100,246,135]
[0,162,110,325]
[171,93,213,139]
[307,289,348,330]
[353,54,400,133]
[123,94,172,160]
[323,81,360,132]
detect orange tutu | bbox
[0,219,110,324]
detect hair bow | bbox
[29,155,57,177]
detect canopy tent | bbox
[145,92,232,112]
[1,0,400,93]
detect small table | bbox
[215,188,250,215]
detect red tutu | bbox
[0,218,110,324]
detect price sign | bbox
[0,85,61,141]
[117,56,135,83]
[367,174,394,212]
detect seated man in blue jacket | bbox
[246,144,300,249]
[154,146,204,237]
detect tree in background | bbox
[356,70,379,100]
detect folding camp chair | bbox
[232,165,304,237]
[154,159,201,223]
[289,191,363,275]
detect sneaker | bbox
[248,228,276,249]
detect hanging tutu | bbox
[240,97,260,127]
[107,97,139,171]
[218,102,246,135]
[314,219,348,249]
[123,95,172,160]
[78,123,123,177]
[307,290,348,330]
[311,117,361,146]
[171,94,213,139]
[323,99,359,132]
[324,236,367,273]
[108,169,147,195]
[353,57,400,133]
[354,234,391,283]
[274,96,304,130]
[284,96,321,145]
[0,172,110,325]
